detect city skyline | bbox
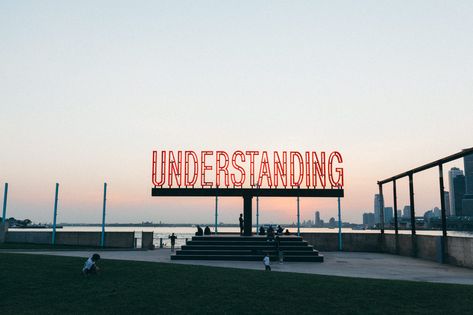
[1,1,473,224]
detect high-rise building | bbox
[374,194,383,224]
[444,191,451,216]
[462,152,473,216]
[363,213,375,228]
[315,211,321,227]
[449,167,464,216]
[453,175,466,216]
[384,207,393,224]
[403,205,411,219]
[464,151,473,195]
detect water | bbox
[9,226,473,248]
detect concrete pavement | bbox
[4,249,473,285]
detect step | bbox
[171,254,324,262]
[181,245,315,252]
[176,250,320,256]
[186,240,309,246]
[192,236,303,242]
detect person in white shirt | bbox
[82,253,101,275]
[263,253,271,271]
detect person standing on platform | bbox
[239,213,244,236]
[263,253,271,271]
[168,233,177,252]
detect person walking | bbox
[263,253,271,271]
[168,233,177,252]
[239,213,244,236]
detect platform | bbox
[171,235,323,262]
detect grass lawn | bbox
[0,253,472,315]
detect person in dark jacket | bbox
[204,226,211,235]
[239,213,244,236]
[195,225,203,236]
[259,226,266,235]
[168,233,177,252]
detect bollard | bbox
[160,237,163,248]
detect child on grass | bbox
[82,253,101,275]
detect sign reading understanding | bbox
[152,150,343,189]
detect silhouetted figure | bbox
[168,233,177,252]
[267,225,275,241]
[259,226,266,235]
[195,225,203,236]
[239,213,244,236]
[204,226,211,235]
[284,229,290,235]
[277,225,283,235]
[82,253,100,275]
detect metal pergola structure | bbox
[151,187,344,237]
[377,147,473,260]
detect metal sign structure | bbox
[151,150,345,236]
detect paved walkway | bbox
[5,249,473,285]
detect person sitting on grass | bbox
[263,253,271,271]
[82,253,101,275]
[204,226,211,235]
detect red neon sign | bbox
[152,150,344,189]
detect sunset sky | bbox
[1,1,472,224]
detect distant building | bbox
[464,151,473,195]
[315,211,321,227]
[363,213,375,228]
[444,191,451,216]
[453,175,466,216]
[329,217,336,228]
[397,210,402,219]
[374,194,383,224]
[462,151,473,216]
[449,167,464,216]
[384,207,393,224]
[403,205,411,219]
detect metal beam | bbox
[101,183,107,248]
[393,180,398,235]
[378,184,385,234]
[243,195,252,236]
[2,183,8,223]
[409,174,416,235]
[297,196,300,236]
[214,195,218,235]
[378,147,473,185]
[152,187,344,198]
[52,183,59,245]
[439,164,447,263]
